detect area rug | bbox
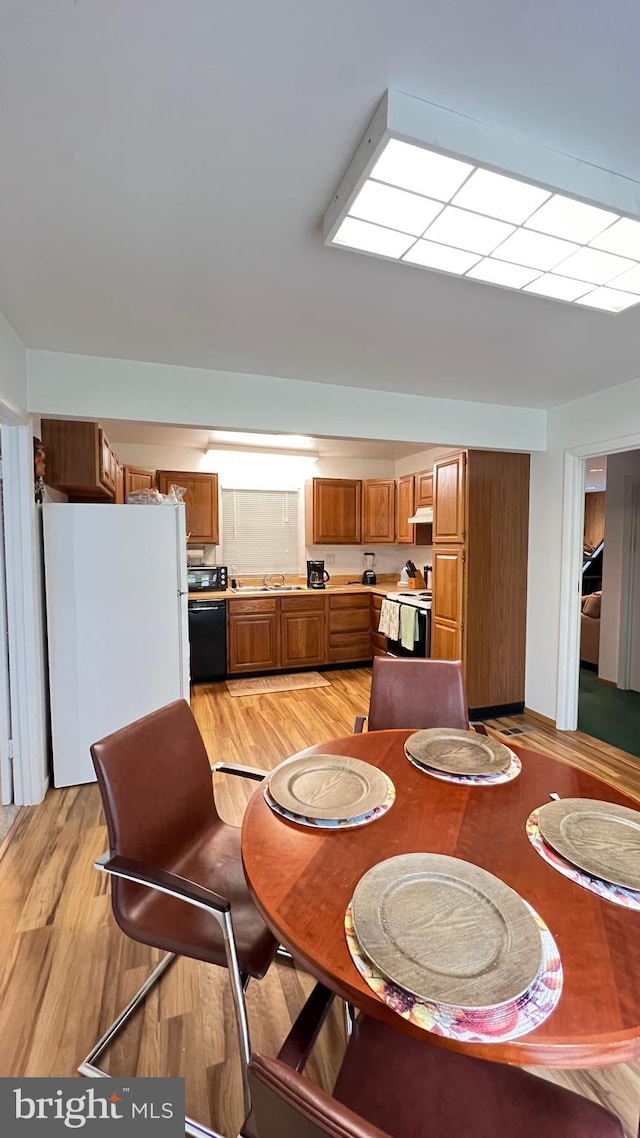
[226,672,331,697]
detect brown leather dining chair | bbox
[79,699,278,1136]
[242,984,623,1138]
[354,657,478,733]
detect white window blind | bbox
[222,489,300,575]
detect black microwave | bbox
[187,566,228,592]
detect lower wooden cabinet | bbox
[227,599,279,674]
[280,595,326,668]
[226,592,374,673]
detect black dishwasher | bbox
[188,600,227,682]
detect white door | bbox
[0,441,14,803]
[44,503,188,787]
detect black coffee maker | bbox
[307,560,330,589]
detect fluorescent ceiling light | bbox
[492,229,578,271]
[333,216,414,259]
[524,274,593,302]
[403,240,481,274]
[590,216,640,259]
[466,259,542,288]
[209,431,316,450]
[607,263,640,295]
[577,287,640,312]
[524,195,618,244]
[452,169,551,224]
[553,246,635,285]
[422,205,514,255]
[323,90,640,312]
[348,180,443,236]
[589,467,604,472]
[371,138,472,201]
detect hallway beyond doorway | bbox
[578,668,640,760]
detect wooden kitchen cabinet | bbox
[584,491,605,550]
[431,450,530,715]
[41,419,117,500]
[305,479,362,544]
[280,595,326,669]
[431,546,465,661]
[415,470,434,508]
[156,470,219,544]
[327,594,371,663]
[395,474,415,544]
[370,594,387,657]
[114,459,125,504]
[362,479,396,543]
[227,599,279,674]
[433,453,466,543]
[123,465,156,498]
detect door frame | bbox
[557,431,640,730]
[618,474,640,691]
[1,414,48,804]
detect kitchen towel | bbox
[378,599,401,640]
[400,604,418,649]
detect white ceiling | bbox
[3,1,640,409]
[102,419,425,460]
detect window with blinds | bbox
[221,489,301,575]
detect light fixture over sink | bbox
[323,91,640,313]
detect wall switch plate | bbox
[324,554,336,565]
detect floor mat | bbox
[225,672,331,697]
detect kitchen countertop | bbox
[187,583,402,601]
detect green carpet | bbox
[578,668,640,758]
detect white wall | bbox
[27,350,547,453]
[0,312,27,416]
[599,450,640,683]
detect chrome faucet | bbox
[263,572,285,589]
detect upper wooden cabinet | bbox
[305,479,362,544]
[415,470,434,508]
[123,465,155,498]
[362,479,396,544]
[156,470,219,545]
[41,419,117,500]
[395,474,415,544]
[433,453,466,543]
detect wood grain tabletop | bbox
[241,729,640,1068]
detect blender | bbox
[362,551,377,585]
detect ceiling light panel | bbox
[323,92,640,312]
[332,217,415,259]
[465,259,542,288]
[552,246,635,285]
[403,240,481,274]
[370,138,473,202]
[348,180,443,236]
[590,216,640,259]
[422,205,514,255]
[452,168,551,224]
[524,194,618,244]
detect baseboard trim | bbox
[597,677,617,688]
[470,701,525,720]
[524,707,557,729]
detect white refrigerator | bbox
[43,503,190,787]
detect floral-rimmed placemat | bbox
[405,748,521,786]
[345,901,561,1043]
[263,777,395,829]
[527,808,640,911]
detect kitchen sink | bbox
[230,585,304,593]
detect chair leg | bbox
[222,910,253,1118]
[78,949,246,1138]
[276,944,295,966]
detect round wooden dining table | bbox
[241,729,640,1067]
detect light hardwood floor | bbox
[0,667,638,1137]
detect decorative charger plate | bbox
[351,853,543,1009]
[268,754,390,821]
[405,729,512,776]
[537,798,640,892]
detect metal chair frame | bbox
[78,762,268,1138]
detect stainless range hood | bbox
[407,506,434,524]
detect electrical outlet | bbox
[324,553,336,565]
